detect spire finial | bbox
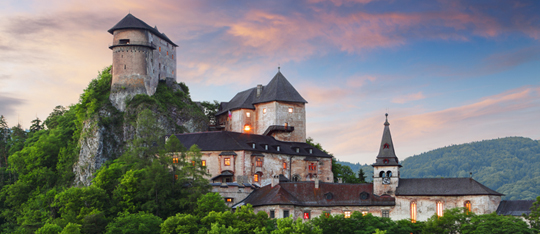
[384,113,389,126]
[278,63,280,72]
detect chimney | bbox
[338,178,342,183]
[315,176,319,189]
[271,175,279,187]
[257,84,263,97]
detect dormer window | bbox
[277,146,280,152]
[295,148,300,153]
[252,143,256,149]
[383,143,390,149]
[265,145,268,150]
[309,149,313,154]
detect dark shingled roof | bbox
[108,13,178,47]
[217,71,307,115]
[373,114,401,167]
[240,182,395,207]
[396,178,504,196]
[170,131,332,158]
[496,200,536,216]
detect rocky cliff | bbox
[74,72,208,186]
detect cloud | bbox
[0,94,25,116]
[0,74,10,80]
[392,92,426,104]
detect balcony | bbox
[109,41,156,50]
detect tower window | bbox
[119,39,130,44]
[383,143,390,149]
[309,163,316,171]
[379,171,385,177]
[244,125,251,132]
[436,201,444,217]
[411,202,417,223]
[387,171,392,177]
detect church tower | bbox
[372,114,401,196]
[108,14,177,111]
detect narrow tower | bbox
[372,114,401,196]
[108,14,177,111]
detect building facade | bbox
[108,13,177,111]
[238,115,503,221]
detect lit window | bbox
[256,158,263,167]
[303,211,310,219]
[283,162,287,169]
[224,158,231,166]
[225,198,233,203]
[288,107,293,113]
[344,211,351,218]
[202,160,206,167]
[192,161,195,166]
[465,201,471,214]
[174,174,178,180]
[361,211,368,216]
[246,112,250,117]
[244,124,251,132]
[167,51,169,55]
[436,201,444,217]
[263,108,267,114]
[254,174,259,182]
[324,211,330,218]
[411,202,417,223]
[159,47,161,52]
[382,210,389,218]
[172,157,179,164]
[309,163,317,171]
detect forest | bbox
[0,67,539,233]
[338,137,540,200]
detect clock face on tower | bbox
[382,177,391,184]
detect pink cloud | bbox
[391,92,426,104]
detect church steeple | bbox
[373,113,401,167]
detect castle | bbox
[108,14,530,222]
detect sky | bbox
[0,0,539,164]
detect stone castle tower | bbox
[372,114,402,196]
[108,14,177,111]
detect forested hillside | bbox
[338,137,540,200]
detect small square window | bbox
[303,211,310,219]
[224,158,231,166]
[382,210,390,218]
[344,211,351,218]
[288,108,293,113]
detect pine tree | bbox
[358,168,367,183]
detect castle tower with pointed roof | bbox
[215,69,308,142]
[108,14,177,111]
[373,114,402,196]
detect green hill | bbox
[338,137,540,200]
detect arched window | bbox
[292,174,300,182]
[387,171,392,177]
[464,201,472,214]
[436,201,444,217]
[410,202,417,223]
[379,171,386,178]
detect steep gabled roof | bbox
[169,131,332,158]
[108,13,178,47]
[396,178,504,196]
[253,71,307,104]
[217,71,307,115]
[496,200,535,216]
[373,114,401,167]
[240,182,395,207]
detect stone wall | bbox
[254,204,395,220]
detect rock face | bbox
[73,83,208,186]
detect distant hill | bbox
[337,137,540,200]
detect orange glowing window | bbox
[254,174,259,182]
[361,211,368,216]
[256,158,263,167]
[411,202,417,223]
[303,212,310,219]
[167,51,169,55]
[324,211,330,218]
[465,201,471,214]
[224,158,231,166]
[172,157,178,164]
[244,125,251,132]
[174,174,178,180]
[192,161,195,166]
[246,112,250,117]
[159,47,161,52]
[283,162,287,169]
[344,211,351,218]
[309,163,316,171]
[288,107,293,113]
[225,198,233,203]
[202,160,206,167]
[436,201,444,217]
